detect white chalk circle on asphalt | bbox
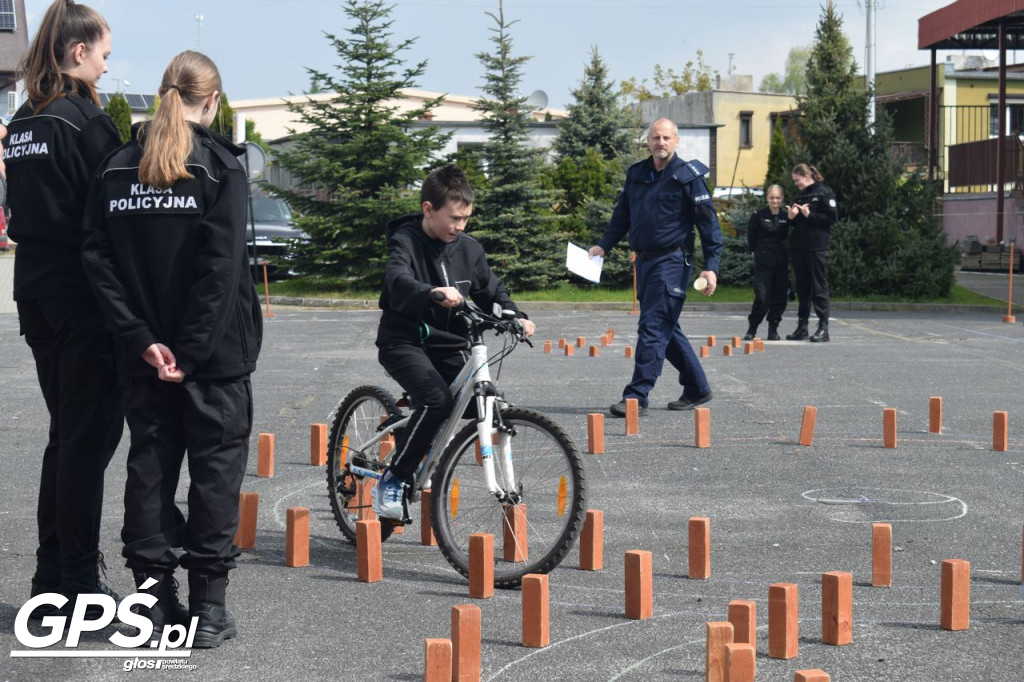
[802,487,967,523]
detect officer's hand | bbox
[158,365,186,383]
[699,270,717,296]
[142,343,175,370]
[431,286,463,308]
[588,246,605,259]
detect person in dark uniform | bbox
[373,164,535,520]
[744,184,790,341]
[588,118,723,416]
[82,51,261,648]
[5,0,123,614]
[785,163,837,343]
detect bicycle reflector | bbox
[450,479,460,520]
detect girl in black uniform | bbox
[82,51,261,648]
[785,164,838,343]
[5,0,123,613]
[744,184,790,341]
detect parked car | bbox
[247,191,305,280]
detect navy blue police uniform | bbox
[746,205,790,336]
[788,181,837,331]
[597,155,723,409]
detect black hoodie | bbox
[376,213,524,350]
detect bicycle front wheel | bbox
[430,407,585,587]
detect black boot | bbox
[58,552,120,619]
[189,574,236,649]
[28,560,62,620]
[742,325,757,341]
[132,572,189,641]
[767,322,780,341]
[785,319,809,341]
[809,320,830,343]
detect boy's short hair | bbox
[421,164,475,210]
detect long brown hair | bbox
[138,51,222,189]
[792,163,824,183]
[18,0,108,111]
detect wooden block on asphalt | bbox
[723,345,733,357]
[356,479,377,521]
[688,516,711,579]
[872,523,892,587]
[420,489,436,546]
[743,342,753,355]
[694,407,710,448]
[754,338,764,352]
[587,413,605,454]
[929,396,942,433]
[451,605,481,682]
[607,327,615,340]
[257,432,275,477]
[768,582,799,659]
[799,406,817,446]
[503,504,528,562]
[699,345,710,358]
[707,335,716,347]
[576,336,586,348]
[725,642,755,682]
[794,671,830,682]
[424,638,452,682]
[624,550,653,620]
[732,336,741,348]
[993,411,1009,451]
[1004,314,1017,323]
[557,338,566,349]
[625,398,640,436]
[941,558,970,630]
[600,334,609,347]
[522,574,549,647]
[705,621,734,682]
[728,600,756,646]
[543,340,552,354]
[285,507,310,568]
[821,571,852,645]
[356,519,382,583]
[310,423,327,466]
[883,407,898,448]
[580,509,603,571]
[589,346,599,357]
[625,345,634,358]
[235,491,258,549]
[564,344,574,356]
[469,533,494,599]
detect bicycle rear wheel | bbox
[430,407,585,587]
[326,385,402,544]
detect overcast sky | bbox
[25,0,967,110]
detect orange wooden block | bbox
[724,642,755,682]
[743,342,753,355]
[723,345,733,356]
[420,489,437,546]
[625,398,640,436]
[872,523,892,587]
[600,334,609,347]
[503,505,528,562]
[356,519,382,583]
[451,604,481,682]
[728,600,756,646]
[732,336,741,348]
[379,433,395,460]
[543,340,552,354]
[993,410,1009,451]
[580,509,604,571]
[606,327,615,340]
[285,507,310,568]
[257,432,275,477]
[768,582,799,659]
[821,571,852,645]
[705,621,734,682]
[694,407,710,449]
[940,558,970,631]
[929,396,942,433]
[799,406,817,446]
[699,346,710,358]
[624,345,634,358]
[883,407,897,448]
[624,550,653,620]
[557,338,566,348]
[587,413,605,454]
[1004,314,1017,323]
[424,638,452,682]
[688,516,711,579]
[356,479,377,521]
[754,338,764,352]
[589,346,599,357]
[522,574,550,647]
[576,336,586,348]
[469,533,494,599]
[794,671,830,682]
[564,344,574,357]
[707,335,717,347]
[310,423,327,466]
[235,491,258,549]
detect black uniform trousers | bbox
[378,343,470,480]
[121,375,252,578]
[18,299,123,585]
[748,262,789,329]
[791,249,830,322]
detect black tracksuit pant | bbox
[791,249,830,322]
[18,299,123,585]
[121,375,252,578]
[747,263,789,330]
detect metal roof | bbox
[919,0,1024,49]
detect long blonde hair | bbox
[138,51,222,188]
[18,0,108,111]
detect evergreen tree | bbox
[268,0,450,285]
[211,93,236,139]
[471,0,562,291]
[104,94,132,143]
[554,46,634,162]
[763,117,794,196]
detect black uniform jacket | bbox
[376,213,525,351]
[82,124,262,380]
[747,206,789,269]
[5,88,121,302]
[788,182,837,252]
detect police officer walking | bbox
[82,51,261,648]
[785,164,837,343]
[589,118,723,416]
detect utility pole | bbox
[195,14,204,51]
[866,0,876,127]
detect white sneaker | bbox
[372,471,407,521]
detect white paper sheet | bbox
[565,242,602,284]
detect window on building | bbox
[739,111,753,148]
[0,0,16,32]
[989,102,1024,138]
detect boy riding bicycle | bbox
[373,164,536,520]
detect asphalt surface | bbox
[2,303,1024,681]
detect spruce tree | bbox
[763,117,794,197]
[471,0,562,291]
[269,0,450,285]
[104,94,132,143]
[554,47,634,162]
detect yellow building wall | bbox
[711,92,797,190]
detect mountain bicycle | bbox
[325,300,585,587]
